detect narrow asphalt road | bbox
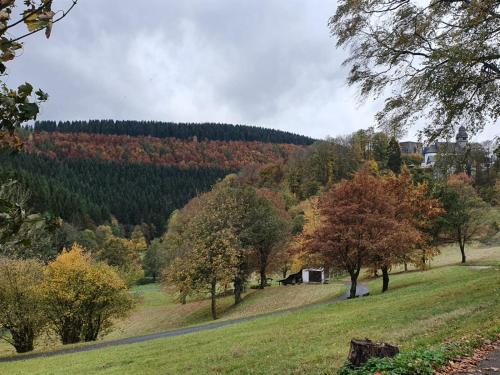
[0,282,369,363]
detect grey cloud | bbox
[5,1,496,140]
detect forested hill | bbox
[25,132,303,169]
[3,122,313,234]
[0,151,233,234]
[34,120,315,145]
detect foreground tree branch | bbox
[330,0,500,140]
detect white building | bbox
[421,126,468,168]
[301,268,326,283]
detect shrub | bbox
[0,257,47,353]
[42,244,135,344]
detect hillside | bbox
[24,132,303,169]
[0,152,233,232]
[1,121,310,232]
[1,245,498,374]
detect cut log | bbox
[348,338,399,367]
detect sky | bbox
[5,0,498,142]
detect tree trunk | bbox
[282,267,288,279]
[348,270,358,299]
[83,315,102,342]
[259,252,269,289]
[404,262,408,272]
[210,279,217,320]
[60,319,83,345]
[421,250,427,270]
[10,326,35,353]
[459,241,466,263]
[348,339,399,367]
[381,265,389,293]
[458,228,466,263]
[234,276,243,305]
[259,268,266,289]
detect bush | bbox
[0,258,46,353]
[43,244,135,344]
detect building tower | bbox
[456,126,468,149]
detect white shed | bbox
[301,268,325,284]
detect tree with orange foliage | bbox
[307,169,432,296]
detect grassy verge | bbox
[1,252,499,374]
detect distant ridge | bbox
[34,120,315,146]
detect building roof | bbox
[422,142,457,154]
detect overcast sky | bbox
[6,0,497,141]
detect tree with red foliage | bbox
[306,169,431,296]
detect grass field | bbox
[106,278,345,340]
[0,267,345,357]
[1,244,499,374]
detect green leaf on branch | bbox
[35,89,48,101]
[18,82,33,97]
[19,102,39,119]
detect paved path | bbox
[0,282,369,363]
[457,342,500,375]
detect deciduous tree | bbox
[166,189,240,319]
[307,169,430,296]
[0,257,46,353]
[377,168,444,290]
[42,244,134,344]
[143,238,166,282]
[245,189,290,289]
[437,174,492,263]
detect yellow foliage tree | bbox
[42,244,135,344]
[131,226,148,253]
[290,197,324,271]
[167,188,240,319]
[0,257,46,353]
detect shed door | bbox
[308,271,322,283]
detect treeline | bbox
[25,132,303,169]
[34,120,315,145]
[0,151,232,234]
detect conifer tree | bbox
[387,137,402,174]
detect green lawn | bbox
[0,270,345,357]
[106,279,345,340]
[1,245,499,374]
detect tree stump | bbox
[348,338,399,367]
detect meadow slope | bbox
[1,245,499,375]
